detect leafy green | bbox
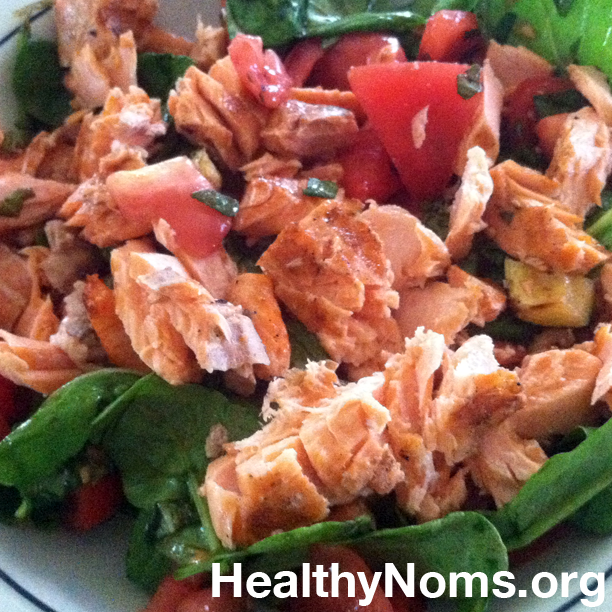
[12,29,72,129]
[0,188,35,218]
[489,417,612,550]
[571,484,612,535]
[533,88,589,119]
[192,190,240,217]
[421,198,450,240]
[586,190,612,249]
[303,178,339,199]
[137,53,194,103]
[285,318,329,369]
[470,312,539,344]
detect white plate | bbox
[0,2,612,611]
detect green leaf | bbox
[303,178,338,198]
[137,53,195,103]
[533,88,588,119]
[571,484,612,535]
[102,374,261,509]
[457,64,483,100]
[12,29,72,129]
[0,188,35,218]
[0,370,140,491]
[285,318,329,369]
[489,417,612,550]
[192,190,240,217]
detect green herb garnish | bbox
[303,178,339,199]
[192,190,240,217]
[457,64,482,100]
[0,188,35,217]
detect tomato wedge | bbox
[177,586,246,612]
[284,38,326,87]
[349,62,482,202]
[144,575,204,612]
[418,10,480,62]
[106,157,232,258]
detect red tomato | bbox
[338,129,401,202]
[106,157,232,258]
[229,34,292,108]
[284,38,326,87]
[418,10,480,62]
[289,545,393,612]
[504,76,573,150]
[0,375,17,424]
[144,575,204,612]
[349,62,482,202]
[176,586,246,612]
[536,112,571,159]
[63,473,124,531]
[0,414,10,442]
[309,33,406,91]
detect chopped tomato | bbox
[536,112,571,159]
[106,157,232,258]
[338,129,401,202]
[309,33,406,91]
[176,586,246,612]
[0,375,17,425]
[349,62,482,202]
[418,10,480,62]
[63,473,124,531]
[284,38,326,87]
[144,575,204,612]
[289,545,393,612]
[229,34,292,108]
[504,76,573,150]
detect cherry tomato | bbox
[284,38,326,87]
[418,10,480,62]
[176,585,246,612]
[228,34,292,108]
[144,575,204,612]
[106,157,232,258]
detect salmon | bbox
[467,420,547,507]
[0,330,82,394]
[484,160,609,273]
[60,177,152,247]
[241,153,302,181]
[288,87,367,124]
[261,100,359,160]
[258,199,402,367]
[0,244,31,332]
[191,22,228,70]
[454,61,503,175]
[0,173,75,235]
[138,25,194,57]
[298,163,344,183]
[592,324,612,408]
[111,241,268,385]
[227,273,290,380]
[508,348,603,440]
[204,361,402,548]
[528,328,576,354]
[546,107,610,218]
[485,41,553,96]
[153,219,237,299]
[234,176,342,241]
[50,281,107,369]
[83,274,149,372]
[568,65,612,126]
[446,146,494,261]
[73,87,166,181]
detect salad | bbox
[1,0,612,611]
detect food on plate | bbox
[2,1,612,610]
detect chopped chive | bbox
[0,188,35,217]
[457,64,482,100]
[303,178,339,199]
[191,189,239,217]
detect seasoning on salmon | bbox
[0,244,32,332]
[258,199,402,367]
[568,64,612,127]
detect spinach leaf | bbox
[571,485,612,535]
[101,374,261,509]
[12,29,72,129]
[137,53,194,103]
[0,370,140,491]
[286,318,329,369]
[533,88,589,119]
[489,417,612,550]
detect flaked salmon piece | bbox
[234,176,342,240]
[0,330,82,394]
[568,65,612,126]
[0,173,75,235]
[74,86,166,181]
[83,274,149,372]
[546,107,610,218]
[529,328,575,354]
[446,146,493,261]
[205,361,401,547]
[0,244,31,332]
[227,273,290,380]
[592,324,612,407]
[485,41,553,96]
[454,62,503,175]
[241,153,302,181]
[289,87,367,123]
[138,25,193,57]
[298,162,345,183]
[153,219,237,299]
[169,65,266,170]
[467,420,546,507]
[447,266,506,327]
[362,204,450,291]
[60,176,151,247]
[261,100,359,160]
[484,160,609,273]
[50,281,107,369]
[508,348,602,440]
[191,22,228,71]
[258,199,402,367]
[493,341,527,369]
